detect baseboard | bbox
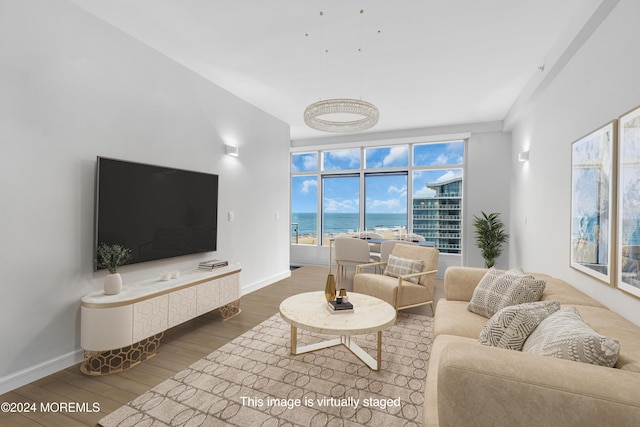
[0,349,84,395]
[241,269,291,296]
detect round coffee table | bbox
[279,291,396,371]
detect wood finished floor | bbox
[0,265,443,427]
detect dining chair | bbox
[334,237,373,281]
[401,233,426,242]
[369,239,417,264]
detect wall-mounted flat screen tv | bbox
[95,157,218,270]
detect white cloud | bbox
[324,198,358,212]
[328,150,360,167]
[414,186,436,198]
[436,170,461,183]
[300,179,317,193]
[436,154,449,164]
[388,184,407,198]
[371,199,401,210]
[383,146,408,166]
[303,155,317,171]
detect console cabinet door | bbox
[81,305,133,351]
[197,279,220,316]
[168,286,198,328]
[219,274,239,306]
[133,295,168,342]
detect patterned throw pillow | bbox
[384,255,424,284]
[467,268,547,318]
[522,307,620,367]
[478,301,561,350]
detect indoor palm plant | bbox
[473,211,509,268]
[97,243,132,295]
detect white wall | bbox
[464,131,512,270]
[0,0,290,393]
[509,0,640,325]
[290,123,512,273]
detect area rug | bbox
[99,312,433,426]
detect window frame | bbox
[291,140,466,254]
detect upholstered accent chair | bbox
[354,244,439,313]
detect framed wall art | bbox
[617,106,640,298]
[570,121,616,284]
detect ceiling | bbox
[69,0,603,141]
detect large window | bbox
[291,141,465,254]
[365,172,408,232]
[322,175,360,244]
[412,169,463,253]
[291,176,318,244]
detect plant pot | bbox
[104,273,122,295]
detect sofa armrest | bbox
[443,266,488,301]
[437,341,640,427]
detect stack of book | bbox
[326,300,354,314]
[198,259,228,270]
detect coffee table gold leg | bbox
[291,325,297,355]
[376,330,382,371]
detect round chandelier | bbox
[304,98,379,133]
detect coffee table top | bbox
[279,291,396,336]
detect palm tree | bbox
[473,211,509,268]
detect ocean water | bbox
[291,213,406,235]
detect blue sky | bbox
[291,142,463,213]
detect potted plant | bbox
[97,243,132,295]
[473,211,509,268]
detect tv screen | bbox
[95,157,218,269]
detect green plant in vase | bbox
[97,243,132,294]
[473,211,509,268]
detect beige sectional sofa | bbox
[424,266,640,427]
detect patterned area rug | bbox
[99,312,433,426]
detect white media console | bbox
[80,263,241,375]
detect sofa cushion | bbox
[479,300,561,350]
[434,300,488,339]
[467,268,547,318]
[384,254,423,283]
[573,305,640,372]
[523,307,620,367]
[443,266,489,301]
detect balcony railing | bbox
[413,214,461,220]
[413,204,461,210]
[413,224,461,230]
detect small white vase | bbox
[104,273,122,295]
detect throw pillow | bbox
[384,254,424,284]
[467,268,547,318]
[522,307,620,367]
[478,300,561,351]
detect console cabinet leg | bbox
[220,299,241,320]
[80,332,163,376]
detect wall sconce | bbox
[518,150,530,162]
[225,144,239,157]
